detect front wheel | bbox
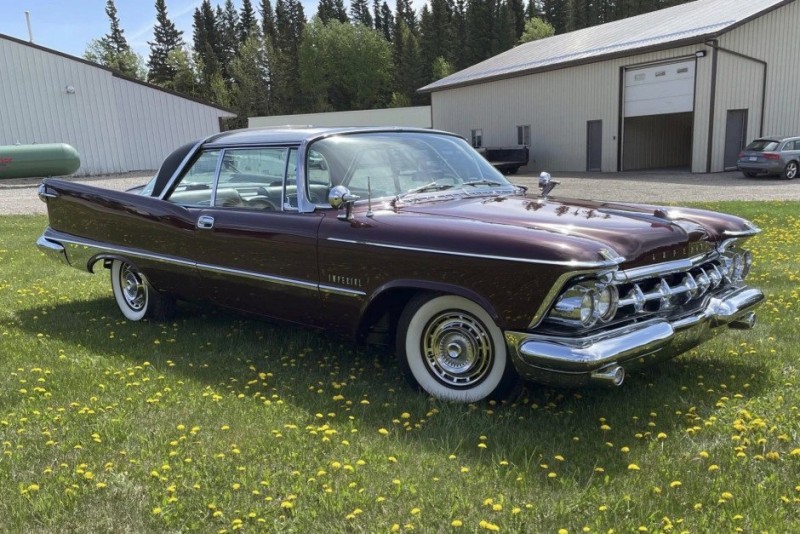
[397,294,518,403]
[110,259,175,321]
[783,161,798,180]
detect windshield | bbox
[306,132,513,202]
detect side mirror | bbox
[329,185,360,220]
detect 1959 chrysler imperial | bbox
[37,128,764,402]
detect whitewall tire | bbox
[110,259,174,321]
[397,293,517,403]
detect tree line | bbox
[85,0,693,128]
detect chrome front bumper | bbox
[506,286,764,388]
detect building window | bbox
[471,129,483,148]
[517,125,530,146]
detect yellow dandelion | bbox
[378,428,389,436]
[152,507,162,515]
[708,464,719,472]
[628,464,640,471]
[670,481,682,488]
[451,519,463,527]
[411,507,421,515]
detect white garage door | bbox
[624,60,696,118]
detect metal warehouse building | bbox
[1,34,234,176]
[420,0,800,174]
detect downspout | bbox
[705,39,719,173]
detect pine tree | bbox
[218,0,240,78]
[147,0,185,86]
[104,0,129,55]
[351,0,373,27]
[420,0,453,84]
[380,2,394,41]
[273,0,306,113]
[373,0,382,32]
[395,0,416,32]
[84,0,144,79]
[451,0,468,69]
[317,0,348,23]
[260,0,276,42]
[192,0,222,100]
[239,0,258,42]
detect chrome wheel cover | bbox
[120,264,146,311]
[422,310,494,388]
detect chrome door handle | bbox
[197,215,215,229]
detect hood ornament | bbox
[538,172,559,199]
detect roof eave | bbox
[419,0,795,94]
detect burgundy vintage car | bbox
[37,128,764,402]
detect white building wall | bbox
[432,45,711,173]
[113,78,232,171]
[249,106,432,129]
[711,0,800,172]
[0,36,233,176]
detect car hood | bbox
[394,194,723,266]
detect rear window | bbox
[745,140,780,152]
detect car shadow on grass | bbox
[14,297,772,481]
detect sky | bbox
[0,0,398,60]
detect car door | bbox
[175,146,324,325]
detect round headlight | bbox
[552,283,597,327]
[596,285,618,322]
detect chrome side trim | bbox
[722,226,761,238]
[38,230,365,298]
[327,237,624,268]
[319,284,367,297]
[197,263,318,291]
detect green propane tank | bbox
[0,143,81,179]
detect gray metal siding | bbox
[422,0,789,92]
[113,78,230,171]
[432,45,710,173]
[1,37,233,176]
[712,0,800,171]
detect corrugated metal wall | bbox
[431,45,710,173]
[431,0,798,174]
[0,37,233,176]
[711,0,800,172]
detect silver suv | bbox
[737,136,800,179]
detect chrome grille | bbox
[614,259,727,318]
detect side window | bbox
[214,147,288,209]
[164,150,220,206]
[471,129,483,148]
[517,125,531,146]
[165,148,291,211]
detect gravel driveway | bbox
[3,170,800,216]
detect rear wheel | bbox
[110,259,175,321]
[396,293,517,403]
[783,161,798,180]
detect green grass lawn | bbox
[1,205,799,533]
